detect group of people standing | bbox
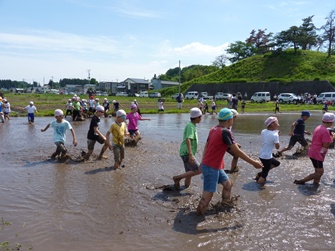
[0,96,11,123]
[173,107,335,216]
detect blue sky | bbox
[0,0,333,85]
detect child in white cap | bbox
[254,116,281,184]
[82,105,107,160]
[100,109,128,169]
[41,109,77,160]
[294,112,335,185]
[25,101,37,124]
[173,107,202,189]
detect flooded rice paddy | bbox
[1,111,335,250]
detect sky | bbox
[0,0,334,85]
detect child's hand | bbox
[108,145,113,151]
[73,140,77,147]
[41,129,45,132]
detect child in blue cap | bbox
[274,111,311,157]
[196,108,263,215]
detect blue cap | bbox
[218,108,233,121]
[301,111,310,117]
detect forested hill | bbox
[189,49,335,85]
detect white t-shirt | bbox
[26,105,37,113]
[259,129,279,159]
[50,120,72,144]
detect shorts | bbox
[113,144,125,163]
[55,141,66,154]
[87,137,105,150]
[201,163,229,193]
[27,113,35,122]
[259,158,280,179]
[180,155,200,172]
[128,129,138,136]
[310,157,323,169]
[289,135,308,147]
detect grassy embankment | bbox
[159,49,335,97]
[3,93,325,117]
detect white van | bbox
[251,92,271,103]
[139,91,148,97]
[316,92,335,103]
[185,91,198,100]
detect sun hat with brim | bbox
[116,109,126,117]
[218,108,233,121]
[190,108,202,118]
[301,111,311,117]
[54,109,64,116]
[230,109,239,117]
[96,105,105,112]
[265,116,278,127]
[322,112,335,123]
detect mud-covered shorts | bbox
[181,155,200,172]
[55,141,67,154]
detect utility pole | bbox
[178,60,181,94]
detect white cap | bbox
[190,107,202,118]
[230,108,238,117]
[104,98,107,101]
[322,112,335,123]
[54,109,64,116]
[96,105,104,112]
[95,98,99,101]
[116,109,126,117]
[30,101,34,105]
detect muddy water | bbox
[1,112,335,251]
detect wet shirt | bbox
[109,122,127,146]
[87,115,100,140]
[50,119,72,144]
[259,129,280,159]
[126,112,141,131]
[293,118,305,136]
[308,125,332,161]
[202,126,234,170]
[179,122,198,156]
[25,105,37,114]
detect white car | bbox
[215,92,232,100]
[185,91,198,100]
[116,92,128,97]
[139,91,149,97]
[277,93,301,104]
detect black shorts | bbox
[310,157,323,169]
[259,158,280,179]
[289,135,308,147]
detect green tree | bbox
[226,41,257,63]
[212,54,229,68]
[319,9,335,57]
[298,16,318,50]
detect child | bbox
[196,108,262,215]
[3,99,10,121]
[241,100,246,113]
[275,99,280,114]
[104,109,128,169]
[158,99,164,112]
[126,104,150,140]
[0,97,3,123]
[203,101,209,114]
[41,109,77,160]
[210,99,217,115]
[294,113,335,185]
[82,105,107,160]
[255,117,281,184]
[65,99,73,118]
[172,108,202,189]
[25,101,37,124]
[225,109,241,173]
[103,98,110,117]
[274,111,311,157]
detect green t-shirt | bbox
[179,121,198,156]
[72,101,81,111]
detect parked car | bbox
[277,93,301,104]
[250,92,271,103]
[139,91,149,97]
[184,91,198,100]
[199,92,213,100]
[149,92,161,98]
[316,92,335,103]
[215,92,232,100]
[171,93,180,99]
[128,93,140,97]
[116,92,128,97]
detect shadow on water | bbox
[84,166,117,174]
[242,181,263,191]
[330,204,335,217]
[296,183,322,196]
[151,185,193,202]
[172,208,243,235]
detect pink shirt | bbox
[126,112,141,131]
[308,125,332,161]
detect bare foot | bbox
[172,176,181,189]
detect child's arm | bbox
[229,144,263,169]
[70,128,77,146]
[94,126,106,141]
[105,131,113,150]
[41,124,50,132]
[140,117,151,121]
[186,138,194,163]
[289,122,297,136]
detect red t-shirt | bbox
[202,126,235,170]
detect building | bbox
[151,78,179,90]
[120,78,150,94]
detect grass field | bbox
[2,93,326,117]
